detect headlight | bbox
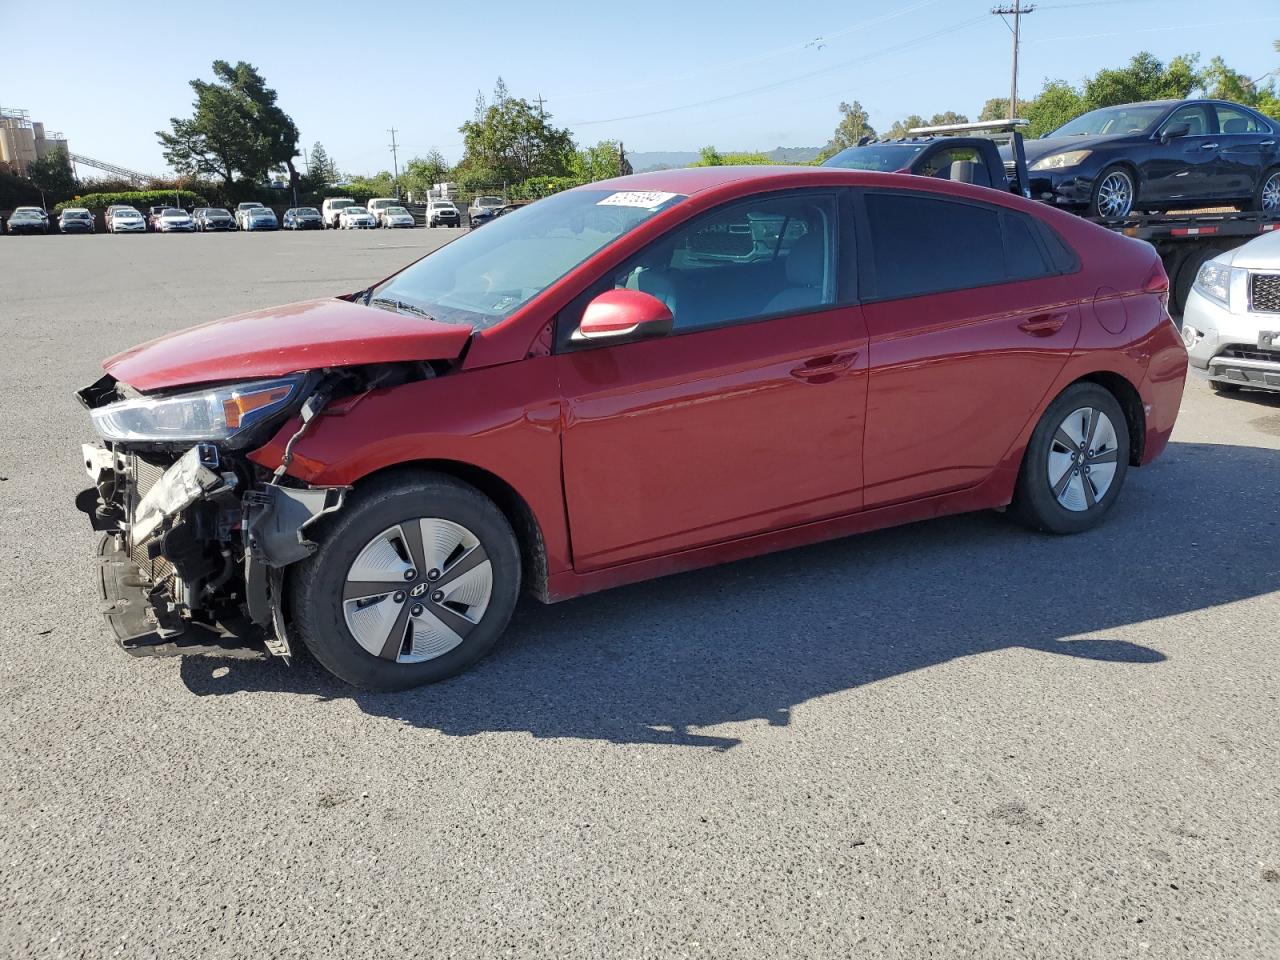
[90,376,302,445]
[1030,150,1093,171]
[1193,260,1244,308]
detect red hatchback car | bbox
[77,167,1187,690]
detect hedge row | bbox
[53,190,208,215]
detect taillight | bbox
[1143,260,1170,313]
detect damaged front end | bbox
[75,371,349,660]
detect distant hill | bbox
[629,146,824,173]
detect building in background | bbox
[0,107,69,176]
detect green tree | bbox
[457,78,575,185]
[979,98,1010,122]
[158,60,300,187]
[307,142,339,186]
[27,145,78,199]
[1082,51,1201,107]
[404,150,451,199]
[572,140,628,181]
[696,145,724,166]
[832,100,876,149]
[1023,80,1088,138]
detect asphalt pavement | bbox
[1,229,1277,959]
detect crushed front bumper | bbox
[78,440,345,659]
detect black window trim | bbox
[1208,101,1277,137]
[853,187,1074,305]
[553,186,857,353]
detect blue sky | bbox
[2,0,1278,177]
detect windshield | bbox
[249,207,274,215]
[63,210,90,219]
[297,207,319,215]
[1050,104,1168,137]
[370,187,685,331]
[346,207,368,215]
[116,211,141,218]
[162,209,183,216]
[432,202,455,210]
[328,200,354,210]
[475,196,503,207]
[209,208,231,216]
[384,207,408,215]
[822,143,927,171]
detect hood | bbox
[1002,134,1131,164]
[1220,230,1280,270]
[104,297,473,392]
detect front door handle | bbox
[790,352,858,380]
[1199,142,1219,149]
[1018,312,1068,337]
[1261,139,1276,146]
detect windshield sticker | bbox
[596,191,679,209]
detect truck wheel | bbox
[290,473,521,691]
[1173,245,1224,315]
[1008,382,1131,535]
[1090,165,1135,222]
[1209,380,1240,394]
[1254,168,1280,215]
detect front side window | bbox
[1160,104,1214,137]
[863,192,1053,300]
[371,187,686,330]
[577,192,839,339]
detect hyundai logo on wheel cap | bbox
[409,582,428,598]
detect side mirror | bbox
[573,289,673,344]
[1161,122,1190,144]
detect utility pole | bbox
[387,127,401,198]
[534,94,547,120]
[992,1,1034,120]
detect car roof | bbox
[571,165,1011,197]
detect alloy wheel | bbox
[342,519,493,663]
[1095,171,1133,220]
[1262,171,1280,215]
[1047,407,1120,512]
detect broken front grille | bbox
[1250,273,1280,314]
[127,454,176,585]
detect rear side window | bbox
[863,193,1057,299]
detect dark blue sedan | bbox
[1006,99,1280,221]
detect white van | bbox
[321,197,355,229]
[366,197,398,227]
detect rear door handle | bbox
[1199,142,1219,149]
[790,352,858,380]
[1261,139,1276,146]
[1018,312,1068,337]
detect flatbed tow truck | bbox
[825,119,1280,312]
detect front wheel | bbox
[290,473,522,690]
[1209,380,1240,394]
[1090,165,1135,222]
[1009,382,1131,534]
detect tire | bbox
[1089,164,1136,222]
[1173,245,1224,315]
[1254,167,1280,216]
[290,472,521,691]
[1209,380,1240,394]
[1009,382,1131,535]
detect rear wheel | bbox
[1009,383,1131,534]
[291,473,521,691]
[1254,167,1280,215]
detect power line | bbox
[566,14,988,128]
[992,2,1035,120]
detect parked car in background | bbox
[7,208,48,234]
[1001,98,1280,221]
[468,195,505,227]
[104,204,136,228]
[241,206,279,232]
[338,205,375,229]
[283,207,324,230]
[322,197,355,229]
[366,197,398,226]
[146,206,172,231]
[156,208,196,233]
[427,199,460,227]
[58,208,95,234]
[107,208,146,233]
[379,205,415,228]
[74,166,1185,691]
[1183,230,1280,394]
[195,207,236,232]
[234,202,266,230]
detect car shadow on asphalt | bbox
[180,441,1279,749]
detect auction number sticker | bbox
[597,191,679,209]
